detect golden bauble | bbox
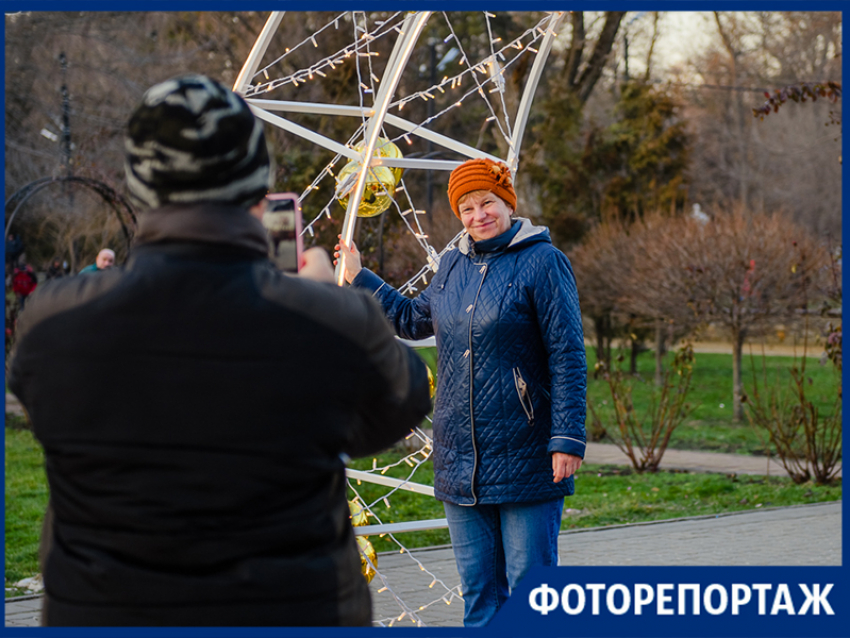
[335,137,404,218]
[349,499,368,527]
[427,366,436,399]
[356,536,378,583]
[348,500,377,581]
[355,137,404,186]
[335,162,396,218]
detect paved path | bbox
[370,501,842,626]
[687,340,823,359]
[4,393,24,417]
[6,502,841,627]
[590,442,800,477]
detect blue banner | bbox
[494,567,846,637]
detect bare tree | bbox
[665,208,826,421]
[568,218,633,368]
[683,11,842,238]
[617,214,702,384]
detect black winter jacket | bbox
[8,203,431,626]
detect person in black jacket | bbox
[45,259,66,280]
[5,233,24,266]
[8,74,431,627]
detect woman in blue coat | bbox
[336,158,587,627]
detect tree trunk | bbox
[594,315,606,368]
[593,313,613,369]
[732,326,745,422]
[654,318,666,386]
[630,337,639,374]
[574,12,627,105]
[714,12,750,208]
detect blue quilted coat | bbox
[353,219,587,505]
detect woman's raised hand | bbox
[333,235,363,285]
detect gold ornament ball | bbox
[335,162,397,218]
[355,137,404,186]
[349,499,368,527]
[356,536,378,583]
[427,366,436,399]
[348,500,377,582]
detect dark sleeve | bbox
[344,291,432,458]
[532,249,587,459]
[351,268,435,341]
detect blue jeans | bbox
[443,498,564,627]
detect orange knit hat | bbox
[447,158,517,218]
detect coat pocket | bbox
[512,367,534,426]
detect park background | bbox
[3,8,843,622]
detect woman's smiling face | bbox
[458,190,514,242]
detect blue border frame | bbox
[2,1,845,636]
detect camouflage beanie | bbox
[124,74,270,210]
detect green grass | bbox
[564,464,840,529]
[5,420,48,596]
[586,347,839,455]
[347,450,841,554]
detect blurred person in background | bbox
[11,261,38,310]
[78,248,115,273]
[46,258,66,280]
[6,232,24,266]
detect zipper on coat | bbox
[466,261,488,505]
[512,367,534,426]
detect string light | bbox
[347,424,459,627]
[246,11,405,97]
[247,12,559,623]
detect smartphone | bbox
[262,193,303,273]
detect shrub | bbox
[588,342,696,472]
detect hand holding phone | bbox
[298,247,335,283]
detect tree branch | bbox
[575,11,627,104]
[563,12,585,87]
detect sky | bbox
[652,12,715,73]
